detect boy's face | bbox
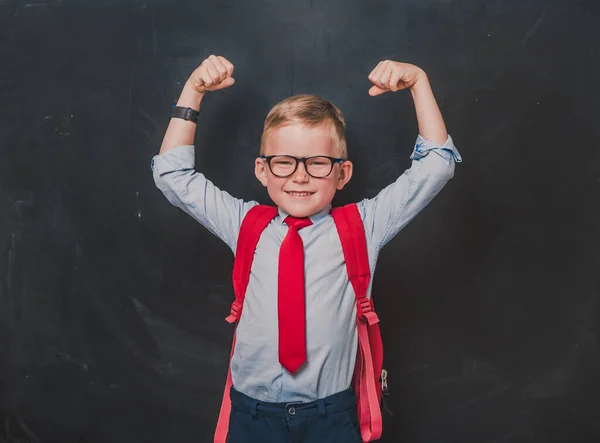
[255,122,353,218]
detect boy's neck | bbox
[276,204,332,224]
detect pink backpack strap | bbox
[214,205,278,443]
[332,204,383,442]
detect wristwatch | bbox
[171,106,200,123]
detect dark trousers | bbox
[227,387,362,443]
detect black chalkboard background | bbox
[1,0,599,442]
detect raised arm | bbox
[160,55,235,153]
[368,61,447,144]
[360,61,462,249]
[152,56,257,251]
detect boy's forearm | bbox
[159,81,205,155]
[410,73,448,146]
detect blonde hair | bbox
[260,94,347,159]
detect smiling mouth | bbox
[286,191,315,197]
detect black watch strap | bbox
[171,106,200,123]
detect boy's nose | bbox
[291,162,309,182]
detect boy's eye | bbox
[308,157,329,166]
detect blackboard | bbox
[1,0,599,441]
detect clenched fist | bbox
[188,55,235,94]
[368,60,425,96]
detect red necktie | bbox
[278,216,313,374]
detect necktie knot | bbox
[284,216,312,231]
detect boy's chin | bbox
[280,205,313,218]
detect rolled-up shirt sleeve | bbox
[358,135,462,250]
[151,145,258,252]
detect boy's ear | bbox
[255,157,269,187]
[336,160,353,190]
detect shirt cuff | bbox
[410,135,462,163]
[150,145,196,174]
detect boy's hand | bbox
[368,61,425,96]
[188,55,235,94]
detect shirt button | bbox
[288,407,296,416]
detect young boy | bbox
[152,55,461,442]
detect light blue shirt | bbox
[151,135,461,402]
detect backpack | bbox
[214,204,385,442]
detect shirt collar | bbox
[277,203,332,225]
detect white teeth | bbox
[288,192,312,196]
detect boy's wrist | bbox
[176,80,205,110]
[409,70,430,95]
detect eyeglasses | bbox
[260,155,345,178]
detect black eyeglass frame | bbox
[260,154,345,178]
